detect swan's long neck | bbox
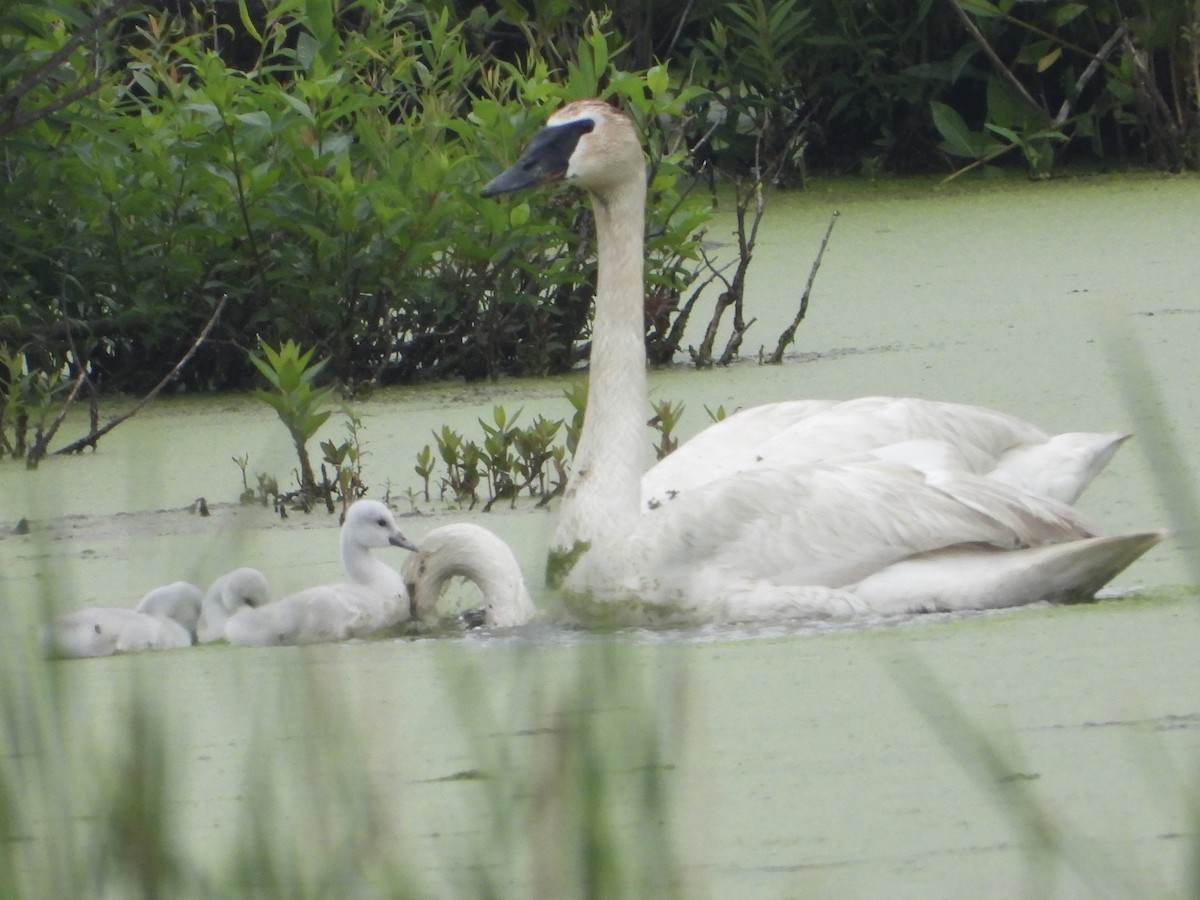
[342,533,404,597]
[407,525,537,627]
[552,174,648,557]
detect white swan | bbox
[481,99,1164,623]
[404,523,537,628]
[224,499,417,646]
[48,581,203,658]
[195,567,272,643]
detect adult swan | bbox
[482,99,1162,623]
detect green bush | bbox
[1,0,1195,420]
[0,1,712,398]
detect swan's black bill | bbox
[391,532,419,552]
[481,118,595,198]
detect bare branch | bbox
[767,211,839,365]
[1053,23,1130,128]
[945,0,1042,114]
[53,296,228,457]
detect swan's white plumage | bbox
[643,397,1130,508]
[482,99,1163,623]
[224,499,415,646]
[48,581,203,658]
[404,523,536,628]
[195,567,271,643]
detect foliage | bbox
[0,344,70,463]
[685,0,1199,179]
[250,339,335,498]
[0,1,714,406]
[1,0,1196,434]
[649,399,684,460]
[319,412,370,509]
[412,391,715,509]
[923,0,1200,178]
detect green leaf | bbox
[1036,47,1062,73]
[235,0,263,43]
[960,0,1002,16]
[509,203,530,228]
[1052,3,1087,27]
[983,123,1021,144]
[930,101,979,158]
[646,65,669,97]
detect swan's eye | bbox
[376,517,387,528]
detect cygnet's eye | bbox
[376,517,388,528]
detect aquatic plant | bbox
[415,394,710,510]
[649,400,685,460]
[319,413,370,514]
[413,445,436,504]
[250,340,336,500]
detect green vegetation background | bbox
[1,0,1196,412]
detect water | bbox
[1,173,1198,896]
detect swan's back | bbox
[225,583,405,646]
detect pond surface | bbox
[1,173,1199,896]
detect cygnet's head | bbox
[481,100,642,199]
[196,567,271,643]
[343,499,418,552]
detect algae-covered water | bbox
[1,173,1198,896]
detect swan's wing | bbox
[642,396,1055,509]
[851,531,1164,615]
[608,460,1094,618]
[989,432,1130,504]
[314,584,405,637]
[643,399,837,507]
[112,615,193,653]
[225,589,348,645]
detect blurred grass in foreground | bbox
[888,334,1200,899]
[0,559,687,897]
[1,334,1196,897]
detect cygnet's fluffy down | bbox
[194,567,271,643]
[225,500,416,646]
[47,581,203,659]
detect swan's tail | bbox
[990,431,1130,504]
[851,530,1166,614]
[1011,530,1166,603]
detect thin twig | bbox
[1053,23,1130,128]
[945,0,1042,114]
[767,211,839,365]
[24,271,96,467]
[53,296,228,457]
[24,372,88,469]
